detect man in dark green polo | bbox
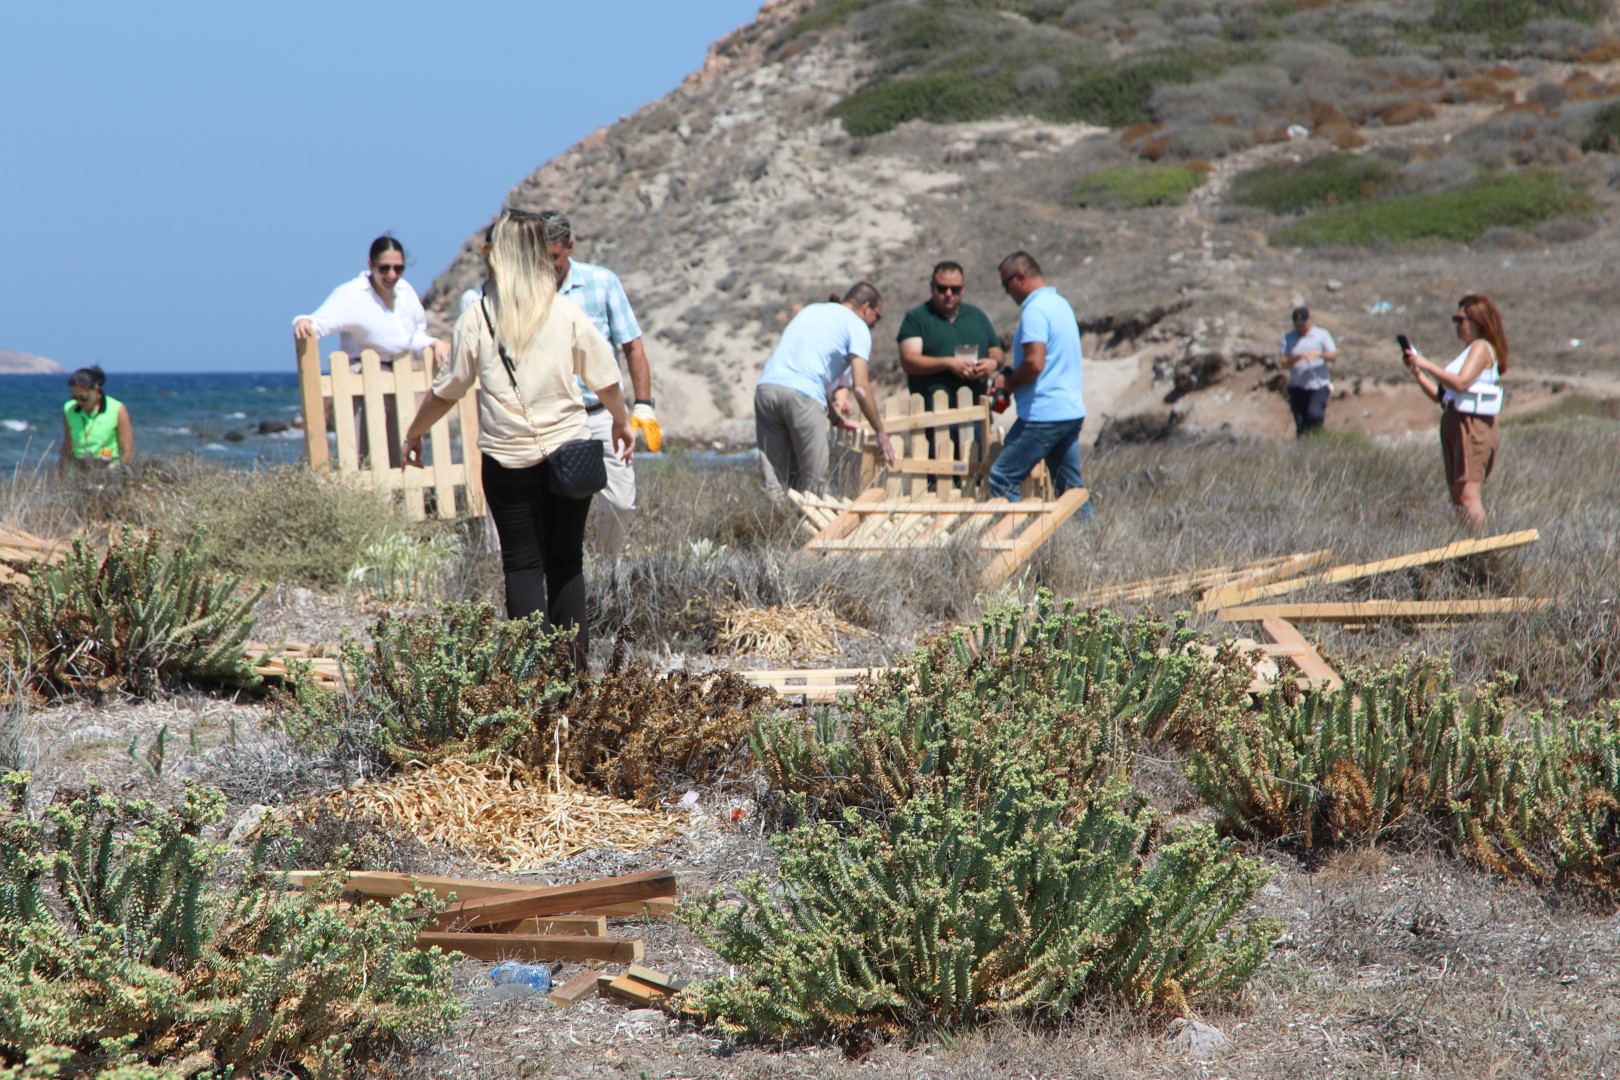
[897,261,1004,476]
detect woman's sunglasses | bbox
[1451,315,1467,325]
[375,263,405,276]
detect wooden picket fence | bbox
[837,387,1051,500]
[296,337,484,521]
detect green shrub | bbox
[755,599,1250,821]
[4,529,261,699]
[0,773,459,1076]
[789,0,870,38]
[1580,102,1620,153]
[1068,165,1207,209]
[1186,661,1540,871]
[1060,49,1230,128]
[1271,169,1595,247]
[832,72,1020,137]
[187,466,404,591]
[1228,153,1396,214]
[1430,0,1607,42]
[278,603,574,767]
[1524,702,1620,897]
[683,600,1274,1038]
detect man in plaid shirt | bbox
[535,209,659,559]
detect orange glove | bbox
[630,401,662,452]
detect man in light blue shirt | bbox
[987,251,1093,516]
[755,283,894,498]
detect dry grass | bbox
[291,757,683,871]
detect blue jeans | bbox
[988,417,1094,517]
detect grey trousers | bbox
[755,382,831,499]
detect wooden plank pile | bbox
[738,666,883,703]
[793,487,1091,591]
[247,640,343,690]
[280,868,677,971]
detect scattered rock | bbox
[227,803,270,845]
[1094,408,1184,448]
[1324,278,1344,292]
[256,420,290,435]
[1167,1017,1228,1057]
[222,430,246,442]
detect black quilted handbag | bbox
[544,438,607,498]
[482,297,609,499]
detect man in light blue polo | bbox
[755,283,895,498]
[987,251,1093,516]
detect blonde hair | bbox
[486,209,556,357]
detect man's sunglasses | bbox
[932,283,963,295]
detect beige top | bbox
[435,293,620,468]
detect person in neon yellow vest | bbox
[60,366,134,470]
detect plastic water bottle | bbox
[490,961,552,992]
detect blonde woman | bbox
[403,210,632,663]
[1402,294,1508,530]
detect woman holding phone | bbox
[1401,294,1508,530]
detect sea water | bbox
[0,373,306,473]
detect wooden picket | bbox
[296,337,484,521]
[839,387,1050,500]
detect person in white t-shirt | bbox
[754,283,895,498]
[293,235,448,467]
[1279,306,1338,436]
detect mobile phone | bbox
[1396,333,1412,356]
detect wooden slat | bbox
[432,870,677,931]
[427,389,456,521]
[872,404,988,434]
[979,488,1089,590]
[459,390,485,517]
[603,973,671,1006]
[1259,616,1343,690]
[296,334,329,470]
[1217,598,1551,623]
[1199,530,1541,611]
[414,931,642,964]
[393,361,428,521]
[794,499,1054,516]
[329,352,360,470]
[573,897,678,919]
[359,350,391,472]
[547,968,605,1008]
[279,870,537,902]
[1078,550,1334,607]
[806,487,886,544]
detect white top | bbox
[434,293,620,469]
[1280,325,1336,391]
[756,303,872,407]
[295,271,437,360]
[1441,342,1502,416]
[459,282,486,316]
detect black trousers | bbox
[481,454,593,664]
[1288,386,1331,436]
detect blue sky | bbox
[0,0,766,373]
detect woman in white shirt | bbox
[293,235,449,466]
[402,210,632,666]
[1401,294,1508,530]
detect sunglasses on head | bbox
[932,282,963,295]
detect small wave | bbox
[156,426,195,436]
[203,443,230,452]
[1,420,28,432]
[226,411,247,419]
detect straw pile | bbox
[297,758,684,870]
[716,601,870,662]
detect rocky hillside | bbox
[425,0,1620,442]
[0,349,65,375]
